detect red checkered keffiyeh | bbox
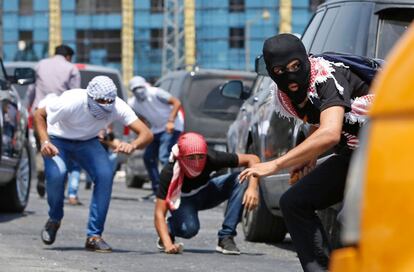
[271,56,374,149]
[165,133,208,210]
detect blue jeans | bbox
[144,130,181,193]
[44,136,114,237]
[167,173,247,239]
[67,160,81,198]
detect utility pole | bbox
[49,0,62,56]
[183,0,195,71]
[0,0,3,58]
[162,0,184,75]
[162,0,195,75]
[122,0,134,86]
[279,0,292,33]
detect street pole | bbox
[245,19,253,71]
[245,10,270,71]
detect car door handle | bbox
[253,97,259,102]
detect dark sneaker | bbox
[85,182,92,190]
[216,236,240,255]
[141,192,156,201]
[85,236,112,253]
[41,219,60,245]
[68,196,82,206]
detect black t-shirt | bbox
[156,149,239,200]
[295,66,369,147]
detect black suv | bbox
[223,0,414,243]
[0,58,36,212]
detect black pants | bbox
[279,152,352,272]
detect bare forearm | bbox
[131,129,153,150]
[168,98,181,122]
[155,212,173,247]
[33,109,49,143]
[275,127,339,170]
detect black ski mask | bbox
[263,34,311,104]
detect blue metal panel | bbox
[61,0,76,11]
[3,0,18,11]
[34,0,48,11]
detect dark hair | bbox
[55,44,75,57]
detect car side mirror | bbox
[13,67,36,85]
[220,80,245,100]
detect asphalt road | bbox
[0,172,302,272]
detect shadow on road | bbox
[0,210,35,223]
[183,248,264,256]
[45,247,162,255]
[266,239,296,253]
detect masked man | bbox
[239,34,374,271]
[34,76,153,253]
[154,132,260,255]
[128,76,184,199]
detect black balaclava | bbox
[263,33,311,104]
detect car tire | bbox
[125,175,147,188]
[0,142,31,212]
[242,188,287,243]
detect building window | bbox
[14,31,38,61]
[229,27,244,49]
[19,0,33,15]
[76,0,122,14]
[150,29,163,49]
[150,0,164,13]
[76,30,121,63]
[229,0,244,13]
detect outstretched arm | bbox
[154,198,182,254]
[237,153,260,211]
[113,119,153,154]
[239,106,344,181]
[33,107,59,157]
[165,96,181,134]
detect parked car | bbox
[330,23,414,272]
[223,0,414,243]
[124,68,255,188]
[0,58,36,212]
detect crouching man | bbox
[154,132,260,255]
[34,76,153,252]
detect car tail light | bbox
[340,124,370,245]
[123,126,130,136]
[75,63,86,70]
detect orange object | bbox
[330,23,414,272]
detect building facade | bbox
[2,0,314,82]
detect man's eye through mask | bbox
[273,60,301,76]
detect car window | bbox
[156,78,173,92]
[79,70,125,100]
[301,10,325,52]
[310,4,372,56]
[376,8,414,59]
[187,77,251,121]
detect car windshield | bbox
[188,77,249,121]
[376,8,414,59]
[308,4,372,56]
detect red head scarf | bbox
[166,132,208,210]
